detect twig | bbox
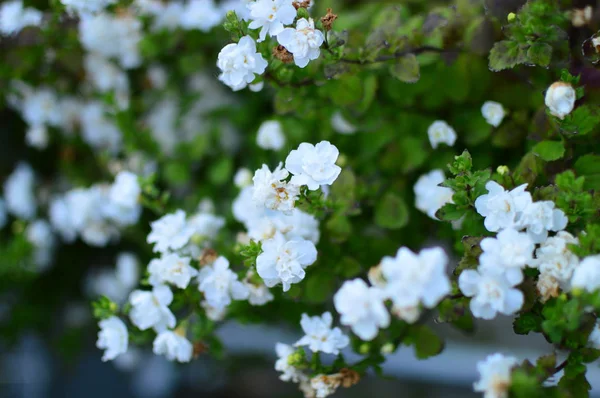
[338,46,459,65]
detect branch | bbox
[338,46,459,65]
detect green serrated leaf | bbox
[532,141,565,161]
[389,53,420,83]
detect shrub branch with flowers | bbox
[2,0,600,397]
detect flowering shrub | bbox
[2,0,600,397]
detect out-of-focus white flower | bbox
[4,163,36,220]
[234,168,253,188]
[589,320,600,349]
[252,163,300,213]
[153,330,193,363]
[147,210,195,253]
[248,0,296,42]
[96,316,128,361]
[180,0,223,32]
[275,343,303,382]
[333,279,390,341]
[310,374,341,398]
[129,285,176,332]
[572,6,593,27]
[201,300,228,321]
[545,82,576,120]
[481,101,506,127]
[198,256,249,309]
[21,87,62,128]
[26,220,55,271]
[148,253,198,289]
[243,271,274,305]
[330,111,357,135]
[217,36,268,91]
[0,1,43,36]
[479,228,534,284]
[458,267,523,320]
[115,252,140,289]
[516,201,568,243]
[25,125,49,149]
[285,141,342,190]
[257,120,286,150]
[571,255,600,293]
[295,312,349,355]
[83,53,130,108]
[277,18,325,68]
[427,120,456,149]
[147,65,168,89]
[150,1,185,31]
[474,181,532,233]
[109,171,140,209]
[256,231,317,292]
[80,101,123,153]
[61,0,117,15]
[532,231,579,291]
[473,353,518,398]
[414,169,454,220]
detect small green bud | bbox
[358,343,370,355]
[287,350,306,367]
[507,12,516,22]
[496,165,509,175]
[297,7,310,20]
[380,343,395,355]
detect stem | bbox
[551,359,568,376]
[338,46,458,65]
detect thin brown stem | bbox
[338,46,459,65]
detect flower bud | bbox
[380,343,395,355]
[545,82,575,120]
[496,165,509,175]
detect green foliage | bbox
[532,141,565,162]
[92,296,119,320]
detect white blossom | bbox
[25,125,49,149]
[589,321,600,349]
[275,343,303,382]
[532,231,579,290]
[109,171,140,209]
[277,18,325,68]
[180,0,223,32]
[147,65,168,89]
[252,163,300,212]
[243,275,275,306]
[285,141,342,190]
[458,267,523,320]
[234,168,253,188]
[80,101,123,153]
[153,331,193,363]
[481,101,506,127]
[115,252,140,290]
[310,375,340,398]
[26,220,55,271]
[198,256,249,309]
[256,231,317,292]
[217,35,268,91]
[201,300,228,321]
[248,0,296,42]
[83,53,130,108]
[427,120,456,149]
[516,201,568,243]
[378,247,451,322]
[474,181,532,232]
[148,254,198,289]
[545,82,576,120]
[129,285,176,332]
[333,279,390,341]
[413,169,454,220]
[21,88,62,128]
[61,0,117,15]
[295,312,349,355]
[473,353,518,398]
[0,0,43,36]
[571,255,600,293]
[257,120,286,150]
[331,111,357,135]
[479,228,534,284]
[150,2,185,31]
[4,163,36,220]
[96,316,129,362]
[147,210,195,253]
[537,273,560,303]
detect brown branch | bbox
[337,46,460,65]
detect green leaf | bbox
[532,141,565,161]
[330,75,364,107]
[575,155,600,190]
[330,169,357,214]
[526,42,552,67]
[304,271,336,304]
[389,53,420,83]
[412,325,444,359]
[374,193,409,229]
[513,312,543,335]
[326,214,353,242]
[489,40,526,71]
[436,203,465,221]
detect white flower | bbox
[330,111,357,135]
[413,169,454,219]
[537,273,560,303]
[180,0,222,32]
[234,168,253,188]
[295,312,349,355]
[4,163,36,220]
[150,2,185,31]
[257,120,286,150]
[378,247,451,322]
[310,375,341,398]
[147,65,168,89]
[248,0,296,42]
[244,277,274,306]
[116,252,140,290]
[0,0,42,35]
[532,231,579,289]
[25,125,49,149]
[256,231,317,292]
[26,220,55,270]
[458,267,523,320]
[21,87,62,128]
[571,255,600,293]
[252,163,300,212]
[80,101,122,153]
[333,279,390,341]
[96,316,128,361]
[516,201,568,243]
[588,321,600,349]
[217,36,268,91]
[147,210,195,253]
[427,120,457,149]
[148,254,198,289]
[129,285,176,332]
[198,256,249,309]
[474,353,518,398]
[83,53,130,108]
[249,81,264,92]
[545,82,576,120]
[275,343,303,382]
[153,330,193,363]
[233,186,269,225]
[474,181,532,232]
[479,228,534,284]
[481,101,506,127]
[201,300,228,321]
[109,171,140,209]
[61,0,116,15]
[285,141,342,190]
[277,18,325,68]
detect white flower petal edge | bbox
[285,141,341,190]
